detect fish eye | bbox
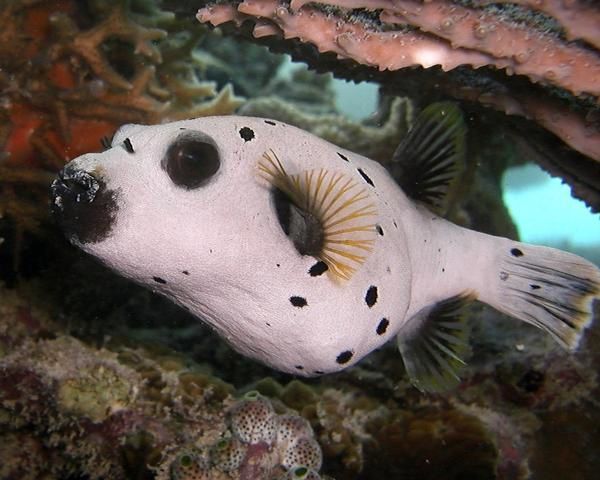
[162,132,220,189]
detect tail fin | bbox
[490,242,599,349]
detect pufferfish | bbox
[50,103,600,392]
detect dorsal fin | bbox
[391,102,466,215]
[397,292,475,393]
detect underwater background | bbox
[1,1,599,479]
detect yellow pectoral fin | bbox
[258,150,378,281]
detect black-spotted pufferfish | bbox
[50,104,600,392]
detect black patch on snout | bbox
[50,167,118,244]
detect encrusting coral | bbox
[196,0,600,211]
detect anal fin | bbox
[397,292,476,393]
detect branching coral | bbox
[0,0,245,279]
[239,95,413,164]
[197,0,600,210]
[1,0,243,168]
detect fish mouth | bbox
[50,165,119,245]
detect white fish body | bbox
[51,105,600,391]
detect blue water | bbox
[503,164,600,251]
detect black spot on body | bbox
[264,120,276,126]
[290,296,307,308]
[442,268,445,272]
[511,248,524,257]
[179,127,186,130]
[309,261,328,277]
[295,365,304,371]
[376,225,384,236]
[239,126,255,141]
[123,137,134,153]
[357,168,375,187]
[336,350,354,364]
[376,318,389,335]
[393,220,398,229]
[365,285,378,308]
[530,284,541,290]
[153,276,167,284]
[314,370,324,375]
[276,263,281,268]
[182,270,190,275]
[337,152,349,162]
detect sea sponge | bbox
[286,465,323,480]
[210,437,248,473]
[280,437,323,472]
[228,391,278,445]
[276,415,322,471]
[170,450,212,480]
[162,391,325,479]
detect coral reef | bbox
[0,286,329,479]
[197,0,600,211]
[158,391,324,480]
[2,273,600,479]
[0,0,246,281]
[0,2,598,479]
[1,0,242,168]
